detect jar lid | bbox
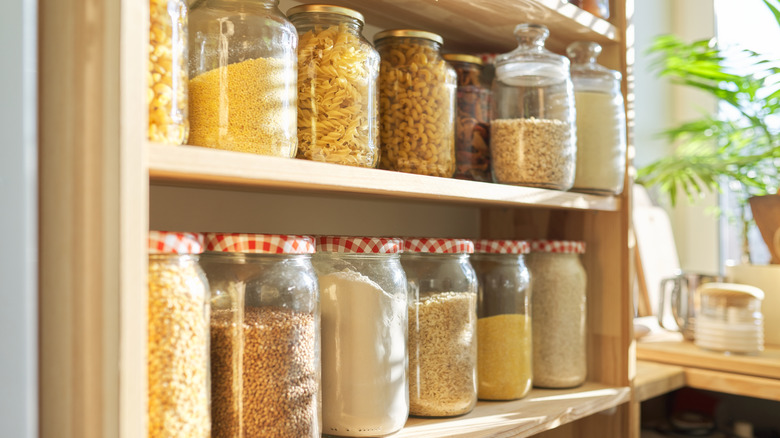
[148,231,204,254]
[699,282,765,301]
[204,233,316,254]
[374,29,444,45]
[529,240,586,254]
[443,54,483,65]
[286,4,364,23]
[473,239,530,254]
[317,236,403,254]
[404,238,474,254]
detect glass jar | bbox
[567,41,626,195]
[581,0,610,19]
[695,283,764,354]
[148,0,189,144]
[491,24,577,189]
[375,30,457,177]
[147,231,210,437]
[288,5,380,168]
[444,54,491,182]
[526,240,587,388]
[188,0,297,156]
[471,239,532,401]
[402,238,477,417]
[313,236,408,436]
[200,233,319,438]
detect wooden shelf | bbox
[635,361,685,402]
[148,143,619,211]
[395,383,630,438]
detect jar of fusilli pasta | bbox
[375,30,457,177]
[288,5,380,168]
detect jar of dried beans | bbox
[491,24,577,189]
[444,54,491,182]
[200,233,320,438]
[471,239,532,400]
[147,231,210,438]
[313,236,408,436]
[526,240,587,388]
[288,5,380,168]
[375,30,457,177]
[402,238,477,417]
[188,0,297,156]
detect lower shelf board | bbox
[395,382,631,438]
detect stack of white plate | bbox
[694,314,764,354]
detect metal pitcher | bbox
[658,271,723,340]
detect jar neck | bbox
[376,37,441,52]
[402,252,470,261]
[149,253,199,263]
[201,252,311,263]
[471,253,525,263]
[290,13,363,34]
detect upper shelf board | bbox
[148,144,619,211]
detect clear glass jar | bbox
[695,283,764,354]
[568,41,626,195]
[147,231,210,438]
[444,54,491,182]
[402,238,477,417]
[148,0,189,144]
[375,30,457,177]
[526,240,587,388]
[471,239,532,401]
[188,0,297,156]
[288,5,380,168]
[200,233,320,438]
[313,236,408,436]
[491,24,577,189]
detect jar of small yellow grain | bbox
[375,30,457,177]
[188,0,297,157]
[147,0,188,144]
[288,5,380,168]
[471,239,532,400]
[147,231,210,438]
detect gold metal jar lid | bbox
[374,29,444,45]
[443,54,483,65]
[286,4,365,24]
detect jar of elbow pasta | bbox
[148,0,188,144]
[288,5,380,168]
[188,0,298,157]
[375,30,457,177]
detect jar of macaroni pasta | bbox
[148,0,188,144]
[375,30,457,177]
[288,5,380,168]
[188,0,297,157]
[402,238,477,417]
[200,233,320,438]
[526,240,587,388]
[471,239,532,401]
[147,231,210,438]
[313,236,408,436]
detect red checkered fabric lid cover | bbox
[403,238,474,254]
[473,239,530,254]
[317,236,403,254]
[148,231,204,254]
[529,240,586,254]
[204,233,315,254]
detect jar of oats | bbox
[200,233,319,438]
[188,0,297,157]
[288,5,380,168]
[526,240,587,388]
[147,231,210,438]
[375,30,457,177]
[491,24,577,189]
[402,238,477,417]
[471,239,532,401]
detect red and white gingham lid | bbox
[204,233,315,254]
[528,240,586,254]
[403,238,474,254]
[473,239,530,254]
[317,236,403,254]
[148,231,205,254]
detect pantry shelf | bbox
[148,143,619,211]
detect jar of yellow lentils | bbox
[288,5,380,168]
[471,239,532,401]
[148,0,188,144]
[188,0,298,157]
[375,30,457,177]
